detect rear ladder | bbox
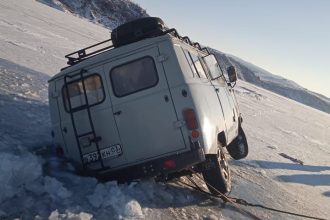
[64,69,106,170]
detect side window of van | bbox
[183,50,197,77]
[110,57,158,97]
[184,50,208,79]
[63,74,105,111]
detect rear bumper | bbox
[94,144,205,182]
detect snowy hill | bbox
[37,0,148,29]
[212,50,330,114]
[0,0,329,219]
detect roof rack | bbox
[64,28,210,66]
[65,39,114,66]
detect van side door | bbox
[216,79,239,144]
[203,55,239,144]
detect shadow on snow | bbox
[322,191,330,197]
[276,174,330,186]
[0,58,51,149]
[234,159,330,190]
[246,160,330,173]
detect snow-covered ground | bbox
[0,0,109,76]
[0,0,329,219]
[227,81,330,219]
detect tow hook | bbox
[239,115,243,124]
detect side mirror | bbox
[227,66,237,83]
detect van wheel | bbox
[202,148,231,195]
[226,126,248,160]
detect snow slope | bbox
[0,0,109,76]
[0,58,50,148]
[37,0,148,29]
[0,0,329,219]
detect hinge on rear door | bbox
[51,91,60,98]
[157,54,168,62]
[173,120,185,128]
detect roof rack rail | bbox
[164,28,210,55]
[64,27,210,66]
[65,39,114,66]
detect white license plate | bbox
[83,145,122,163]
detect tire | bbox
[111,17,167,47]
[226,126,248,160]
[202,148,231,195]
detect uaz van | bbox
[48,17,248,194]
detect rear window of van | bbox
[110,57,159,97]
[62,74,105,112]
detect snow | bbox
[48,210,93,220]
[0,0,109,76]
[0,0,329,219]
[44,176,73,200]
[226,81,330,219]
[0,150,42,203]
[213,50,330,114]
[37,0,148,30]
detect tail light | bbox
[191,130,199,139]
[163,159,176,169]
[183,108,198,130]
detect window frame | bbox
[183,49,198,77]
[201,54,227,83]
[183,49,208,79]
[62,73,106,113]
[109,56,159,98]
[197,56,209,79]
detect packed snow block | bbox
[0,152,42,203]
[48,210,93,220]
[44,176,72,200]
[111,17,167,48]
[87,182,144,218]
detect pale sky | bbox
[133,0,330,98]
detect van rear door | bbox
[104,46,187,165]
[55,66,126,170]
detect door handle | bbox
[113,110,122,116]
[215,88,219,92]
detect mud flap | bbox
[226,126,248,160]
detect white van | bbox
[48,17,248,194]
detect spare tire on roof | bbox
[111,17,167,48]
